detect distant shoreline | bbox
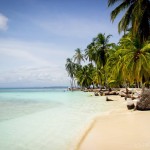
[0,86,68,89]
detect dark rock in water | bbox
[136,89,150,110]
[106,97,113,101]
[127,100,135,110]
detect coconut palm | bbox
[85,33,112,67]
[105,45,126,87]
[93,33,112,67]
[65,58,75,89]
[75,64,95,88]
[108,0,150,43]
[92,67,104,87]
[73,48,84,64]
[85,42,96,64]
[119,36,150,84]
[107,34,150,87]
[85,33,113,87]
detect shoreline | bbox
[73,95,150,150]
[71,111,112,150]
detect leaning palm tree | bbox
[73,48,84,64]
[65,58,75,90]
[108,0,150,43]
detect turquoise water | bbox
[0,88,115,150]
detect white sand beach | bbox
[76,95,150,150]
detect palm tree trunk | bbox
[74,78,77,88]
[70,78,74,91]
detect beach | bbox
[76,95,150,150]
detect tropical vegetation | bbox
[65,0,150,89]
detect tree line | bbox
[65,0,150,89]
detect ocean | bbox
[0,87,117,150]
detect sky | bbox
[0,0,122,88]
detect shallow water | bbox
[0,88,118,150]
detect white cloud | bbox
[0,66,69,87]
[0,13,8,31]
[0,38,71,87]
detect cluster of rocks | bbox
[136,89,150,110]
[126,89,150,111]
[94,88,119,96]
[84,87,150,111]
[104,88,150,111]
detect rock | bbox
[106,97,113,101]
[121,94,126,97]
[94,92,99,96]
[104,91,109,95]
[109,91,118,95]
[99,92,103,96]
[133,99,140,110]
[124,94,134,100]
[136,89,150,110]
[127,99,135,110]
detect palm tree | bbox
[119,36,150,85]
[75,65,93,88]
[85,33,112,67]
[108,0,150,43]
[107,34,150,87]
[105,45,126,87]
[85,33,113,87]
[73,48,84,64]
[93,33,112,67]
[65,58,75,90]
[85,42,95,64]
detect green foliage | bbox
[73,48,84,65]
[65,1,150,89]
[108,0,150,44]
[106,33,150,87]
[66,31,150,88]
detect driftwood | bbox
[101,91,118,96]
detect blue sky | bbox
[0,0,122,87]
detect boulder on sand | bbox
[136,89,150,110]
[127,99,135,110]
[106,97,113,101]
[94,92,99,96]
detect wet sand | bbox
[76,95,150,150]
